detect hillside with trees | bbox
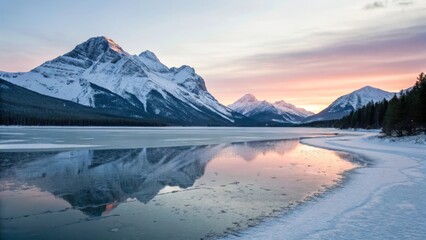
[0,79,165,126]
[303,73,426,136]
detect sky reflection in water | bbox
[0,139,359,240]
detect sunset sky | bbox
[1,0,425,113]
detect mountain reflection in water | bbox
[0,140,358,240]
[1,144,224,216]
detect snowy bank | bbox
[224,132,426,239]
[366,132,426,145]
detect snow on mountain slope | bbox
[138,50,169,72]
[274,100,313,118]
[228,94,262,115]
[304,86,394,122]
[228,94,314,124]
[0,36,246,125]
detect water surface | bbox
[0,126,339,150]
[0,139,359,240]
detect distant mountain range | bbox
[0,36,401,126]
[228,94,314,124]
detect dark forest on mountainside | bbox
[304,73,426,136]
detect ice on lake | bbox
[0,136,359,240]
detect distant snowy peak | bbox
[239,93,258,103]
[228,94,314,124]
[228,94,263,114]
[328,86,393,113]
[304,86,394,123]
[227,94,258,113]
[274,100,314,118]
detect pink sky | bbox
[1,0,425,113]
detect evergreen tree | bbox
[412,72,426,128]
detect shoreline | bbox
[223,132,426,239]
[213,151,364,239]
[214,134,369,239]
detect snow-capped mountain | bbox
[0,36,251,126]
[228,94,314,124]
[304,86,394,123]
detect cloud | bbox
[206,24,426,110]
[237,24,426,73]
[394,0,414,6]
[364,1,387,10]
[363,0,415,10]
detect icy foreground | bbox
[224,132,426,239]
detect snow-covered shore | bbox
[224,132,426,239]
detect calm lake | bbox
[0,130,359,240]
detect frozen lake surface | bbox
[0,127,360,240]
[0,127,339,151]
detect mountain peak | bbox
[238,93,258,103]
[347,86,392,101]
[172,65,195,74]
[304,86,394,123]
[354,85,383,93]
[228,94,314,124]
[274,100,314,116]
[61,36,127,62]
[139,50,160,61]
[274,100,290,105]
[82,36,125,54]
[274,100,295,110]
[138,50,169,72]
